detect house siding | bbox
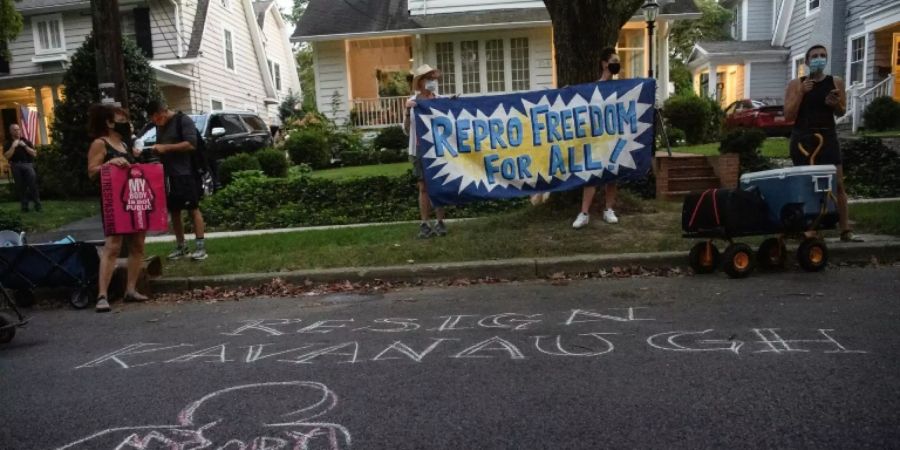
[746,0,773,41]
[784,0,845,76]
[6,11,92,76]
[149,0,179,60]
[313,40,350,121]
[261,8,302,97]
[408,0,543,15]
[749,61,788,100]
[193,0,270,117]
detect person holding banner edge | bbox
[86,104,148,313]
[573,47,622,229]
[404,64,449,239]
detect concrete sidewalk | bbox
[150,236,900,293]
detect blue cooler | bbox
[740,165,839,232]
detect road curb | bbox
[150,242,900,294]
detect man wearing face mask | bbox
[784,44,860,242]
[403,64,448,239]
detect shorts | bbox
[410,155,425,181]
[790,129,841,166]
[166,175,201,211]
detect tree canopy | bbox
[0,0,24,60]
[669,0,733,60]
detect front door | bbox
[893,33,900,102]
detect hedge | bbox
[842,137,900,198]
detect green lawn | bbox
[678,138,790,159]
[850,201,900,236]
[0,200,99,232]
[310,162,410,180]
[859,130,900,138]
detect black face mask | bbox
[607,63,621,75]
[113,122,132,140]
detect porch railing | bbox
[840,74,895,133]
[350,96,408,129]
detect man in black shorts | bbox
[146,100,209,260]
[784,44,861,242]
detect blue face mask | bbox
[808,57,827,74]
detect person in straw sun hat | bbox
[403,64,449,239]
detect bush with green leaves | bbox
[34,144,97,199]
[704,96,725,142]
[255,148,290,178]
[218,153,262,186]
[841,137,900,198]
[285,127,331,169]
[662,95,712,145]
[862,96,900,132]
[373,126,408,150]
[0,214,24,232]
[201,172,526,230]
[719,128,771,172]
[51,34,163,197]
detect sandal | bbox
[124,291,149,303]
[840,230,864,243]
[95,295,111,313]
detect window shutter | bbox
[133,8,153,58]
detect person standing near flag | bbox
[3,123,42,212]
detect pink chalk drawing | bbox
[56,381,351,450]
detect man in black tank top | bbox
[784,44,861,242]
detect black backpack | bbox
[174,112,214,195]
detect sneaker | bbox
[572,212,590,229]
[190,248,208,261]
[417,222,434,239]
[95,296,111,313]
[124,291,149,302]
[167,246,189,260]
[434,220,448,237]
[840,230,864,243]
[603,209,619,224]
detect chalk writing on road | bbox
[56,381,350,450]
[75,308,868,370]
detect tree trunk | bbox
[91,0,129,109]
[543,0,646,87]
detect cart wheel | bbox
[69,288,94,310]
[13,289,35,308]
[689,242,720,274]
[797,238,828,272]
[758,238,787,270]
[0,314,15,344]
[722,243,755,279]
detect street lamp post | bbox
[643,1,660,79]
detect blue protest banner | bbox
[413,79,656,206]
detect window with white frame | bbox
[807,0,819,15]
[224,29,235,71]
[510,38,530,91]
[211,98,224,111]
[460,40,480,94]
[849,36,865,86]
[435,42,456,94]
[32,14,65,55]
[793,55,806,78]
[731,6,739,39]
[485,39,505,92]
[617,29,645,79]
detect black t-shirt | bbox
[157,113,198,177]
[3,138,35,163]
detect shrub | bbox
[201,172,526,230]
[659,127,686,149]
[339,151,378,167]
[34,144,97,199]
[842,137,900,198]
[862,96,900,132]
[0,214,24,232]
[373,126,408,150]
[218,153,262,186]
[378,148,408,164]
[285,128,331,169]
[705,96,725,142]
[331,127,365,155]
[662,95,712,145]
[255,148,290,178]
[719,128,771,172]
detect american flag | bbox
[19,105,38,144]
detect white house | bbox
[687,0,899,131]
[0,0,300,145]
[291,0,701,129]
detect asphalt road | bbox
[1,266,899,449]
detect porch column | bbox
[33,87,48,145]
[707,63,718,100]
[658,20,670,102]
[413,34,425,67]
[51,84,61,107]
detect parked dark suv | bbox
[138,110,274,185]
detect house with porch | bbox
[0,0,300,146]
[687,0,899,131]
[291,0,701,129]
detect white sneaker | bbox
[603,209,619,224]
[572,212,590,229]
